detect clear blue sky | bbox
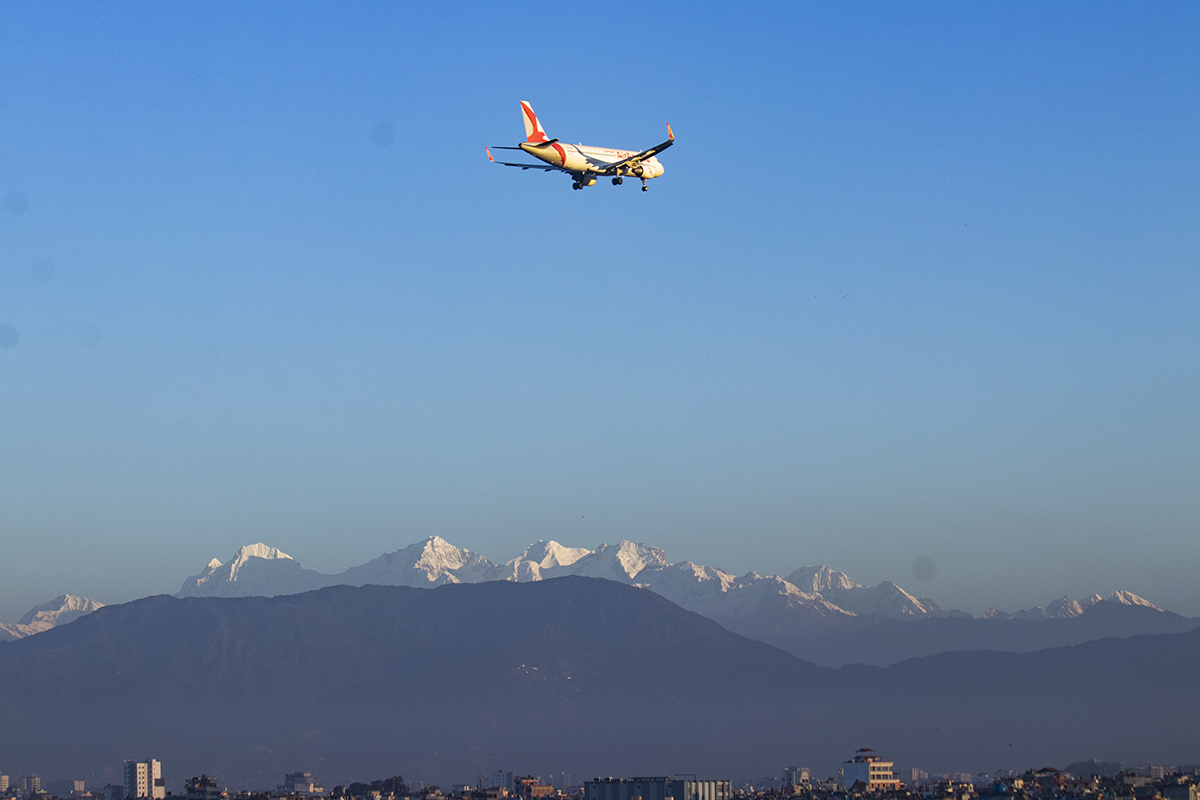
[2,2,1197,621]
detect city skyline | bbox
[0,756,1196,797]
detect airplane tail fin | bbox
[520,101,549,143]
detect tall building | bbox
[841,749,900,792]
[124,759,166,800]
[585,776,732,800]
[21,775,42,793]
[0,775,9,792]
[783,769,810,789]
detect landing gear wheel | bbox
[641,180,649,192]
[613,177,623,185]
[572,182,581,190]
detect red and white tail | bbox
[520,101,549,143]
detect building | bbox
[842,750,900,792]
[783,769,810,789]
[124,759,166,800]
[43,780,88,796]
[281,774,324,796]
[21,776,42,793]
[185,775,226,800]
[485,774,515,793]
[584,776,732,800]
[1162,786,1200,800]
[514,778,554,799]
[0,775,9,792]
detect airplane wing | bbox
[596,124,675,174]
[485,146,572,173]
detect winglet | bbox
[485,146,495,162]
[667,123,674,141]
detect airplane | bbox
[486,101,674,192]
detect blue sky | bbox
[1,2,1197,621]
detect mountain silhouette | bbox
[1,578,1196,788]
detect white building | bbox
[485,773,515,792]
[841,750,900,793]
[124,759,166,800]
[0,775,9,792]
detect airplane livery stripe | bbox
[522,102,546,142]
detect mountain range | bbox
[5,537,1191,667]
[1,578,1196,789]
[170,536,1192,665]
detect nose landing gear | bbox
[641,179,649,192]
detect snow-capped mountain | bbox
[786,565,858,594]
[496,540,591,581]
[543,541,670,583]
[171,536,1177,648]
[173,536,952,625]
[983,591,1164,620]
[0,595,105,641]
[177,543,331,597]
[341,536,498,587]
[786,567,931,617]
[784,566,969,618]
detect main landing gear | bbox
[612,177,623,185]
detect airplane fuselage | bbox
[519,142,665,180]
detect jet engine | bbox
[632,160,664,179]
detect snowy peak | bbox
[501,540,593,582]
[228,543,293,578]
[822,579,933,618]
[785,565,860,594]
[339,536,498,587]
[410,536,496,583]
[781,566,936,619]
[984,591,1163,620]
[177,543,328,598]
[1044,597,1085,619]
[1,594,105,641]
[1107,590,1160,610]
[520,540,592,570]
[564,541,669,581]
[17,594,105,627]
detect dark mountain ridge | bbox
[729,599,1200,666]
[1,578,1197,789]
